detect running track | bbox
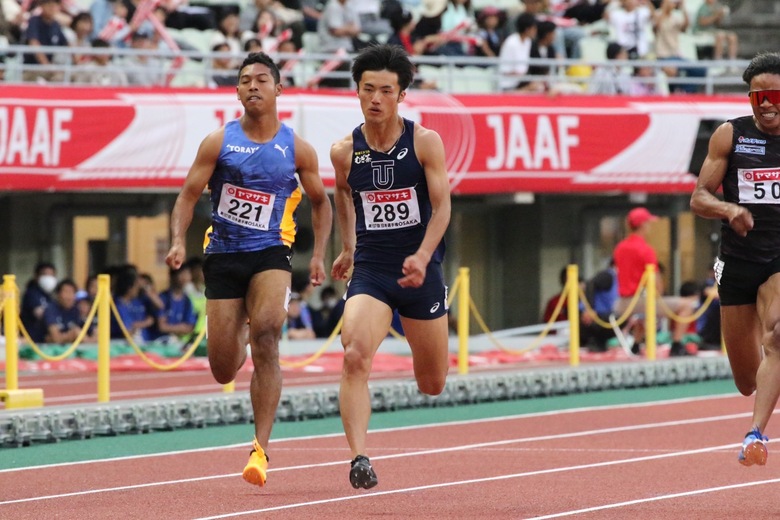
[2,381,779,519]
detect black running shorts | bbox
[203,246,292,299]
[715,254,780,306]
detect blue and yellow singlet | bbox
[204,120,301,254]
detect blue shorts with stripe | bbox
[346,262,448,320]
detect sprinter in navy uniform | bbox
[330,44,451,490]
[691,52,780,467]
[166,52,332,488]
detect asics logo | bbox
[397,148,408,159]
[274,144,289,158]
[430,302,440,313]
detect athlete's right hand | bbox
[728,205,754,237]
[166,243,186,270]
[331,251,353,281]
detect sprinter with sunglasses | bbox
[691,52,780,467]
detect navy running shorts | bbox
[346,262,448,320]
[203,246,292,299]
[715,254,780,306]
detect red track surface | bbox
[2,393,779,519]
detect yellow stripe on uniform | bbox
[280,187,302,246]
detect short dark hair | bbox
[351,44,414,91]
[34,262,55,276]
[743,52,780,86]
[514,13,537,34]
[239,52,281,85]
[55,278,78,294]
[536,20,556,41]
[606,42,624,60]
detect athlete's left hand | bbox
[398,254,428,288]
[309,257,327,287]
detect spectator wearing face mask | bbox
[21,262,58,344]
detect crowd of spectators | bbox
[0,0,745,91]
[11,260,344,351]
[15,259,207,349]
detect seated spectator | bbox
[23,0,69,83]
[287,292,316,339]
[244,36,263,53]
[44,279,95,344]
[301,0,324,32]
[474,7,506,59]
[157,267,197,344]
[588,41,633,94]
[411,0,452,57]
[240,0,305,50]
[211,11,242,66]
[606,0,654,59]
[124,30,162,86]
[498,12,537,91]
[312,285,339,337]
[72,37,128,85]
[207,42,238,87]
[21,262,58,344]
[64,11,94,64]
[694,0,737,64]
[526,19,558,91]
[110,266,156,343]
[316,0,360,87]
[653,0,705,93]
[242,8,284,52]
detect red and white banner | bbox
[0,87,749,194]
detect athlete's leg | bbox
[752,275,780,433]
[339,294,393,459]
[206,298,249,384]
[245,270,290,448]
[400,315,449,396]
[721,304,762,396]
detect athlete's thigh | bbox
[401,314,450,376]
[721,303,762,387]
[206,298,247,354]
[245,269,291,334]
[757,273,780,343]
[341,293,394,356]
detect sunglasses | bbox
[748,90,780,107]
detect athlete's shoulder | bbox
[199,125,227,156]
[330,133,354,162]
[412,122,443,147]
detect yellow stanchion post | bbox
[224,379,235,393]
[3,275,19,392]
[644,264,657,361]
[0,275,44,409]
[97,274,111,403]
[457,267,470,375]
[566,264,580,367]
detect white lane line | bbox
[0,392,748,474]
[191,443,744,519]
[0,412,753,506]
[526,478,780,519]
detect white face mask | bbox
[183,282,196,295]
[38,274,58,294]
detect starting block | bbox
[0,388,44,409]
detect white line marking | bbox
[526,478,780,519]
[0,411,755,506]
[191,443,747,519]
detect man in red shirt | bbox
[613,207,696,356]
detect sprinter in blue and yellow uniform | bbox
[330,44,451,490]
[166,52,332,488]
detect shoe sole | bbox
[739,441,768,467]
[350,466,378,489]
[243,466,267,487]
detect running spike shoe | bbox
[738,427,768,467]
[242,438,269,487]
[349,455,378,489]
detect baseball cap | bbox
[627,207,658,229]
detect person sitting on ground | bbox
[157,266,197,344]
[44,279,95,344]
